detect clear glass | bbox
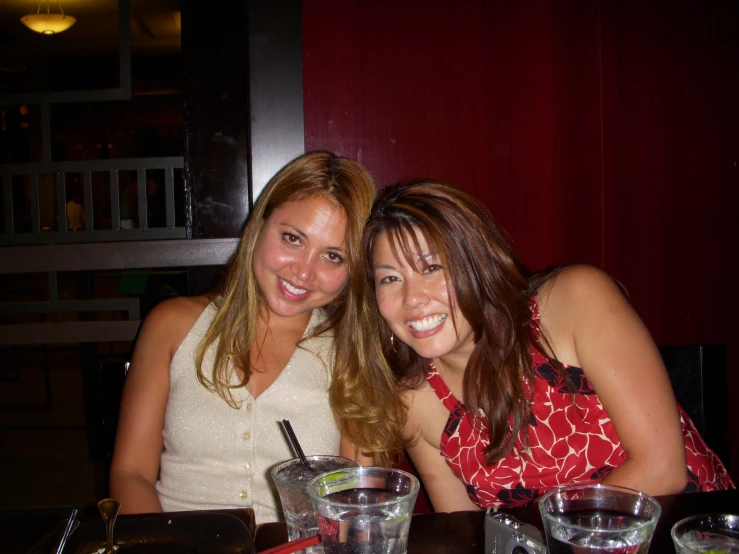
[671,513,739,553]
[307,466,420,554]
[271,456,360,554]
[538,483,662,554]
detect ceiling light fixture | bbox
[20,1,76,35]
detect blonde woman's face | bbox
[253,195,349,322]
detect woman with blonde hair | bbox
[110,151,378,522]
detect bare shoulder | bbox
[148,294,210,316]
[535,265,630,363]
[135,295,213,359]
[537,264,626,317]
[144,295,210,328]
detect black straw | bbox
[282,419,310,468]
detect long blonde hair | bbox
[195,151,378,423]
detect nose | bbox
[291,251,317,282]
[403,276,430,308]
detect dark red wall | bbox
[303,1,739,479]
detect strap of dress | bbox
[529,297,542,342]
[424,362,462,412]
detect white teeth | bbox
[408,314,447,332]
[281,278,307,295]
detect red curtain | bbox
[303,0,739,480]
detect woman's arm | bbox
[404,388,480,513]
[110,296,207,514]
[406,433,480,512]
[540,265,687,495]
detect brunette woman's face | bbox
[253,195,349,322]
[372,230,475,369]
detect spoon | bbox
[97,498,121,554]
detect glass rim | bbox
[270,455,359,483]
[538,483,662,533]
[670,513,739,548]
[307,466,419,509]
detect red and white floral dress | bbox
[424,302,735,510]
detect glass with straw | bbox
[272,420,359,554]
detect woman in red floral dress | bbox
[359,179,734,512]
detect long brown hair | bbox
[362,179,535,464]
[195,151,377,414]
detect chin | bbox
[265,298,308,319]
[406,343,453,360]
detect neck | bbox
[433,355,468,402]
[258,307,312,338]
[433,354,468,377]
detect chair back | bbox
[659,344,730,467]
[99,361,130,458]
[86,360,130,497]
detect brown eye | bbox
[283,232,300,245]
[325,251,345,264]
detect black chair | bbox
[88,359,130,497]
[100,361,130,456]
[659,344,730,467]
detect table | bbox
[2,489,736,553]
[254,489,739,554]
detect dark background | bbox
[301,0,739,478]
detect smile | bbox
[280,277,308,295]
[407,314,447,332]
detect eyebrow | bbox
[374,251,437,271]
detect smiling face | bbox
[253,195,349,323]
[372,229,475,371]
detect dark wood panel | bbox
[1,321,141,345]
[181,0,304,238]
[248,0,305,200]
[0,238,238,273]
[181,0,251,238]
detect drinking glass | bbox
[671,513,739,553]
[538,483,661,553]
[272,455,360,554]
[307,466,420,554]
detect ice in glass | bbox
[272,455,360,554]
